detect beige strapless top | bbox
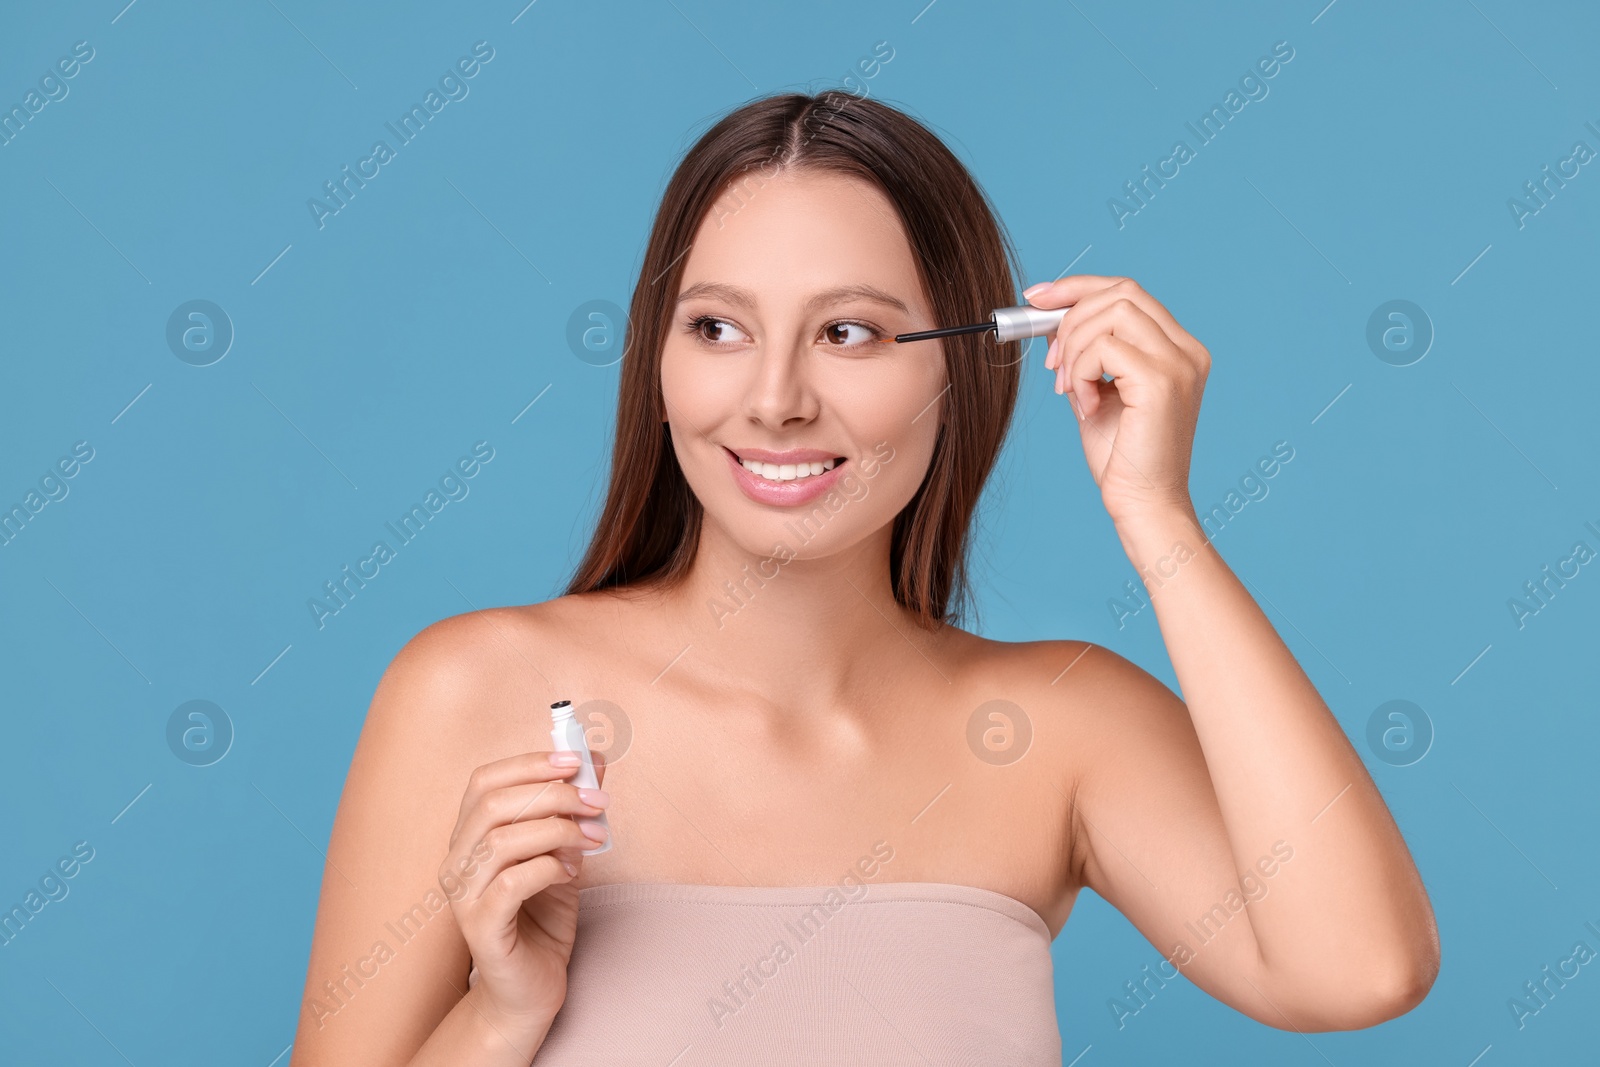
[469,880,1062,1065]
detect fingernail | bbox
[579,820,609,843]
[1046,337,1058,369]
[577,787,610,808]
[549,751,581,767]
[562,860,579,877]
[1023,282,1049,300]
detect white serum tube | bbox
[550,700,611,855]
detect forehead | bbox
[678,168,924,304]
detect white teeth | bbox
[740,457,839,481]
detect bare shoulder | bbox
[291,593,614,1059]
[381,597,562,686]
[372,594,604,720]
[331,591,624,883]
[954,634,1193,885]
[927,630,1170,769]
[949,631,1175,716]
[345,598,566,806]
[1015,638,1192,781]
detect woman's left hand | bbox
[1024,275,1209,526]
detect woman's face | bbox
[661,167,948,560]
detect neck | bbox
[656,517,937,713]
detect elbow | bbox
[1312,949,1441,1031]
[1321,897,1443,1029]
[1369,947,1440,1023]
[1254,893,1442,1031]
[1260,944,1440,1032]
[1370,916,1443,1023]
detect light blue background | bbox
[2,0,1596,1063]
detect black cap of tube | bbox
[550,699,571,709]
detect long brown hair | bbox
[563,89,1025,631]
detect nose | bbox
[742,330,820,430]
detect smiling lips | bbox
[723,445,849,506]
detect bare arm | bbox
[402,987,557,1066]
[1026,273,1438,1030]
[290,615,583,1066]
[1064,507,1439,1029]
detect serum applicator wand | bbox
[873,300,1073,345]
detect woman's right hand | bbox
[439,750,610,1030]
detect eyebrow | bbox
[675,281,910,316]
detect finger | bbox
[1023,274,1126,310]
[472,852,579,933]
[1084,378,1124,424]
[1046,283,1152,370]
[452,816,595,907]
[1070,334,1146,419]
[1058,299,1178,397]
[449,778,605,872]
[1035,277,1202,356]
[483,851,585,921]
[1053,284,1173,358]
[450,752,584,847]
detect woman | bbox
[291,90,1439,1065]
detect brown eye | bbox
[822,321,877,346]
[687,316,750,345]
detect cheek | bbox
[659,346,735,493]
[660,344,738,417]
[658,344,690,411]
[835,401,941,510]
[838,360,944,460]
